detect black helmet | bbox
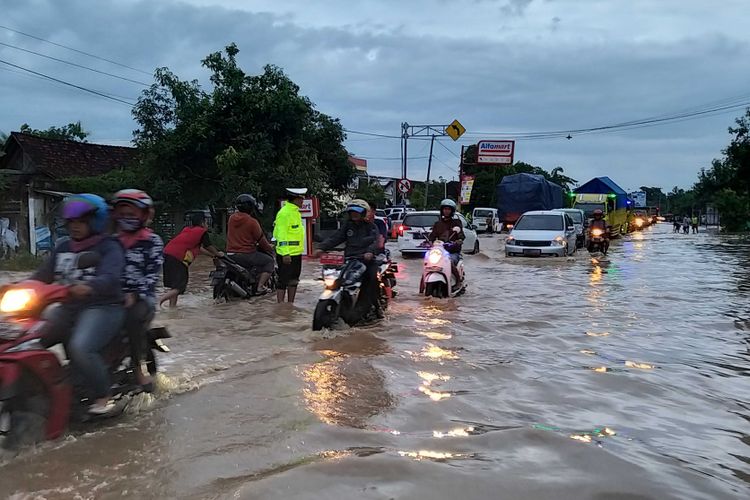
[235,194,262,214]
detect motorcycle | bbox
[0,270,170,450]
[419,240,466,298]
[587,227,609,255]
[312,253,398,331]
[210,254,277,301]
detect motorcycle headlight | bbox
[635,218,644,227]
[322,269,340,289]
[0,289,36,314]
[427,249,443,265]
[591,229,604,237]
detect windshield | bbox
[574,202,605,217]
[474,209,493,217]
[514,214,563,231]
[375,210,387,217]
[403,214,439,228]
[560,211,583,223]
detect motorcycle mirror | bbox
[76,251,100,269]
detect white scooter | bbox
[419,228,466,299]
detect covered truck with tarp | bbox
[573,176,632,237]
[495,173,564,227]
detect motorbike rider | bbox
[315,199,381,319]
[588,209,610,254]
[32,194,125,415]
[226,194,275,294]
[428,199,465,282]
[366,201,388,257]
[111,189,164,390]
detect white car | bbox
[552,208,586,248]
[505,210,578,257]
[472,207,501,233]
[397,211,479,256]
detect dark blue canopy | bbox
[574,177,629,207]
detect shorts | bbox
[276,254,302,289]
[229,252,275,275]
[163,254,189,294]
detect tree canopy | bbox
[128,43,355,211]
[18,121,89,141]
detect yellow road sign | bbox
[445,119,466,141]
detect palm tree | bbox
[550,167,577,191]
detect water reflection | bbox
[302,334,394,428]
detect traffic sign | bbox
[477,140,515,164]
[445,119,466,141]
[397,178,413,195]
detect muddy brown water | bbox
[1,224,749,499]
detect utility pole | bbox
[423,134,436,210]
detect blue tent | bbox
[574,176,629,207]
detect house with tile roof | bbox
[0,132,137,254]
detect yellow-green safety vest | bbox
[273,201,304,256]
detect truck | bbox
[495,173,564,229]
[573,177,632,237]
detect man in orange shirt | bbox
[226,194,275,293]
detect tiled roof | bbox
[6,132,136,179]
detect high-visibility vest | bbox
[273,201,304,256]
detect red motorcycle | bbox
[0,280,170,450]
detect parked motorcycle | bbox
[210,254,277,301]
[0,280,170,451]
[419,240,466,298]
[587,227,609,255]
[312,253,397,331]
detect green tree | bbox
[692,108,750,231]
[131,43,355,211]
[353,179,386,208]
[19,121,88,141]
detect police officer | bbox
[273,188,307,303]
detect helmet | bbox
[346,199,370,214]
[112,189,154,210]
[62,194,109,233]
[235,194,262,214]
[285,188,308,199]
[440,198,457,216]
[593,209,604,217]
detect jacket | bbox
[31,236,125,307]
[319,220,378,258]
[428,217,465,254]
[273,201,304,256]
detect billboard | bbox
[477,140,515,164]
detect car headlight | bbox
[551,236,565,246]
[0,289,36,314]
[506,236,515,243]
[427,249,443,265]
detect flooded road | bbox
[2,223,749,499]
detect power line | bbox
[0,41,151,86]
[435,139,461,159]
[0,24,151,76]
[0,58,136,106]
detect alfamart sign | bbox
[477,140,515,164]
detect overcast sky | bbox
[2,0,749,191]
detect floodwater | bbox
[1,223,749,499]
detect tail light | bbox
[398,224,410,237]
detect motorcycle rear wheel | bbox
[313,299,340,331]
[425,282,444,298]
[1,372,51,451]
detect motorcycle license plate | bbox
[210,269,226,279]
[523,249,542,256]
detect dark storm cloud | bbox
[1,0,749,188]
